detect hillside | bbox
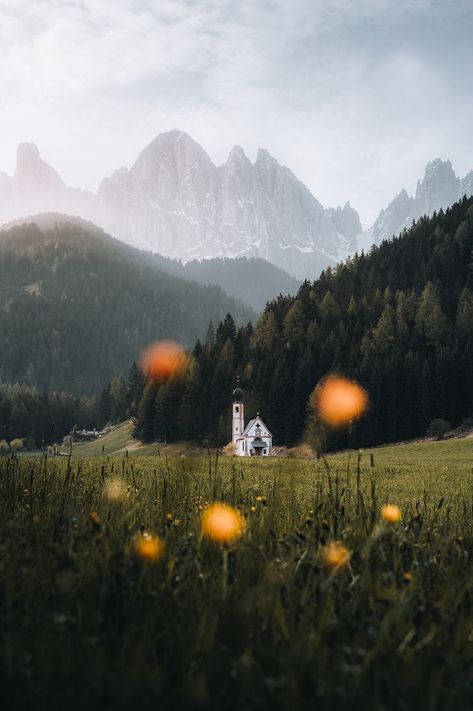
[148,255,300,311]
[133,196,473,448]
[0,216,254,394]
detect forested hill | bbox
[0,217,254,394]
[133,196,473,448]
[148,255,301,312]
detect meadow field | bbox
[1,446,473,710]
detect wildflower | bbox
[104,478,128,502]
[201,503,245,546]
[133,533,165,563]
[381,504,401,523]
[313,375,368,427]
[89,511,102,531]
[322,541,351,570]
[139,340,188,382]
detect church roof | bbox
[242,415,273,438]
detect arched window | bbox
[235,406,239,413]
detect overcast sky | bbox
[0,0,472,224]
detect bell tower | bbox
[232,378,244,446]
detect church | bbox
[232,381,273,457]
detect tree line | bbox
[132,196,473,449]
[3,196,473,450]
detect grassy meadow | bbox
[1,447,473,710]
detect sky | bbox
[0,0,472,225]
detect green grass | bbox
[360,436,473,466]
[2,451,473,709]
[69,420,134,456]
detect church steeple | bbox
[232,377,244,447]
[233,376,244,402]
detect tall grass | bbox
[1,452,473,709]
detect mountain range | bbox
[0,132,360,280]
[0,132,472,279]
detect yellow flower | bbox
[313,375,368,427]
[104,478,128,502]
[133,533,165,563]
[201,503,245,546]
[381,504,401,523]
[322,541,351,570]
[89,511,102,531]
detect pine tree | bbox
[134,381,158,443]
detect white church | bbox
[232,381,273,457]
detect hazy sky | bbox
[0,0,472,224]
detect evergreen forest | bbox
[133,196,473,449]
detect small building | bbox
[232,382,272,456]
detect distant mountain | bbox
[0,132,362,280]
[370,159,473,245]
[0,215,254,394]
[148,255,301,312]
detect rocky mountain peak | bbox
[415,158,459,215]
[15,142,65,193]
[371,159,473,245]
[255,147,276,169]
[328,201,363,243]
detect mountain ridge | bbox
[2,135,473,276]
[370,158,473,244]
[0,131,361,279]
[0,214,254,394]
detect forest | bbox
[0,218,253,394]
[133,196,473,449]
[2,196,473,450]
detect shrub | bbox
[427,418,451,440]
[461,417,473,431]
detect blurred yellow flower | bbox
[139,340,188,382]
[133,533,165,563]
[201,503,245,546]
[313,375,368,427]
[322,541,351,570]
[89,511,102,530]
[104,478,128,502]
[381,504,401,523]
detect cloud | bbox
[0,0,471,224]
